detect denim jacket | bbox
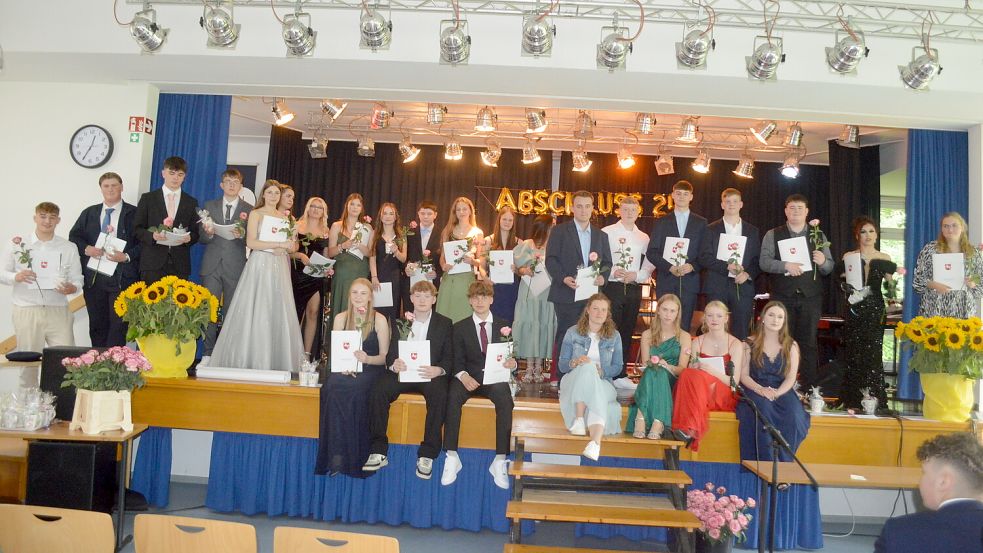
[558,326,623,380]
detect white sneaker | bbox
[362,453,388,472]
[568,417,587,436]
[583,440,601,461]
[441,454,462,486]
[489,458,509,490]
[416,457,434,479]
[199,355,211,367]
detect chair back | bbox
[273,526,400,553]
[134,514,257,553]
[0,504,114,553]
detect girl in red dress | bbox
[671,301,745,451]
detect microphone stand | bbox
[732,376,818,553]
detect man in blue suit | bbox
[646,180,707,333]
[546,190,612,372]
[69,172,140,347]
[874,432,983,553]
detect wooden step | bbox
[507,490,700,529]
[510,460,691,488]
[505,545,637,553]
[513,428,683,448]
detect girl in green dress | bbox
[514,214,555,383]
[327,193,373,324]
[434,197,484,322]
[626,293,692,439]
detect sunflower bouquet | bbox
[895,316,983,379]
[114,276,219,347]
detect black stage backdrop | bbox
[267,126,552,238]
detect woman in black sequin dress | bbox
[835,216,897,409]
[290,197,331,358]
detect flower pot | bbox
[920,373,975,422]
[809,397,825,414]
[861,398,879,415]
[696,533,734,553]
[137,334,195,379]
[70,389,133,435]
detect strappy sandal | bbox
[647,419,664,440]
[632,413,646,439]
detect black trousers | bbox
[83,276,127,347]
[552,301,586,354]
[443,379,513,455]
[655,281,698,334]
[773,293,822,389]
[603,282,642,377]
[705,284,755,341]
[368,372,448,459]
[141,259,189,284]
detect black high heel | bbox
[671,428,695,449]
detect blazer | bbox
[699,219,761,299]
[385,311,454,374]
[451,315,510,381]
[198,198,253,277]
[545,220,612,305]
[647,211,708,296]
[134,188,200,275]
[405,224,443,287]
[68,202,141,289]
[874,499,983,553]
[557,326,624,379]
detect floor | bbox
[116,482,881,553]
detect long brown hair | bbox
[338,193,367,236]
[529,214,554,249]
[343,277,377,339]
[276,183,294,212]
[490,206,519,250]
[441,196,477,243]
[648,294,683,347]
[370,202,404,255]
[749,301,795,376]
[575,293,617,340]
[936,212,975,257]
[253,180,282,210]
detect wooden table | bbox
[0,422,149,552]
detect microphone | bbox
[724,359,737,394]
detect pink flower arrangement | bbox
[896,267,907,276]
[61,346,152,392]
[687,482,756,544]
[163,216,174,227]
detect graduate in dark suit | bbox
[875,432,983,553]
[364,280,454,480]
[401,200,443,314]
[133,156,200,282]
[647,180,707,333]
[545,190,613,365]
[698,188,761,340]
[441,280,516,490]
[68,172,140,347]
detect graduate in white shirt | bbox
[2,202,83,351]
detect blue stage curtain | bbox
[149,93,232,284]
[130,426,173,507]
[898,129,970,399]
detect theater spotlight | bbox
[826,29,868,74]
[899,47,942,90]
[634,113,657,135]
[750,120,778,145]
[399,137,421,163]
[521,138,541,164]
[357,136,376,157]
[521,13,555,57]
[596,21,631,71]
[676,28,714,69]
[837,125,861,148]
[481,139,503,167]
[732,154,755,179]
[320,99,348,122]
[427,104,448,125]
[525,109,548,134]
[783,122,803,148]
[360,8,392,51]
[691,149,711,173]
[444,136,463,160]
[474,106,498,132]
[308,137,327,159]
[281,11,316,57]
[128,6,168,53]
[655,150,675,176]
[271,99,294,126]
[572,143,592,173]
[573,111,595,140]
[746,36,784,81]
[618,131,638,169]
[781,150,802,178]
[200,1,240,48]
[677,116,700,143]
[370,103,392,130]
[439,19,471,65]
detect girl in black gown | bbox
[368,202,407,322]
[315,277,390,477]
[290,197,331,359]
[835,216,897,409]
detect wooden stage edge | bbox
[132,377,981,467]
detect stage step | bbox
[504,545,638,553]
[512,428,685,466]
[507,490,700,528]
[510,460,691,488]
[513,428,684,448]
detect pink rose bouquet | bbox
[61,346,152,392]
[687,482,756,545]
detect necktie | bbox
[479,321,488,354]
[102,208,114,233]
[421,227,430,249]
[225,204,232,224]
[166,193,177,220]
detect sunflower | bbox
[173,287,194,308]
[959,321,975,334]
[158,275,178,287]
[208,296,219,323]
[968,317,983,331]
[142,286,165,304]
[124,282,147,300]
[945,330,966,350]
[970,332,983,352]
[113,297,128,317]
[905,325,926,344]
[894,322,907,339]
[923,334,942,352]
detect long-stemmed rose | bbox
[807,219,831,280]
[11,236,44,300]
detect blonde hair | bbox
[441,196,478,243]
[749,301,795,376]
[343,277,377,338]
[700,300,731,334]
[575,293,617,340]
[299,197,329,233]
[936,212,975,257]
[649,294,683,346]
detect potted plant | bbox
[114,276,218,378]
[61,346,152,434]
[895,316,983,422]
[860,388,879,415]
[687,482,756,553]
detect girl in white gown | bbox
[206,181,305,371]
